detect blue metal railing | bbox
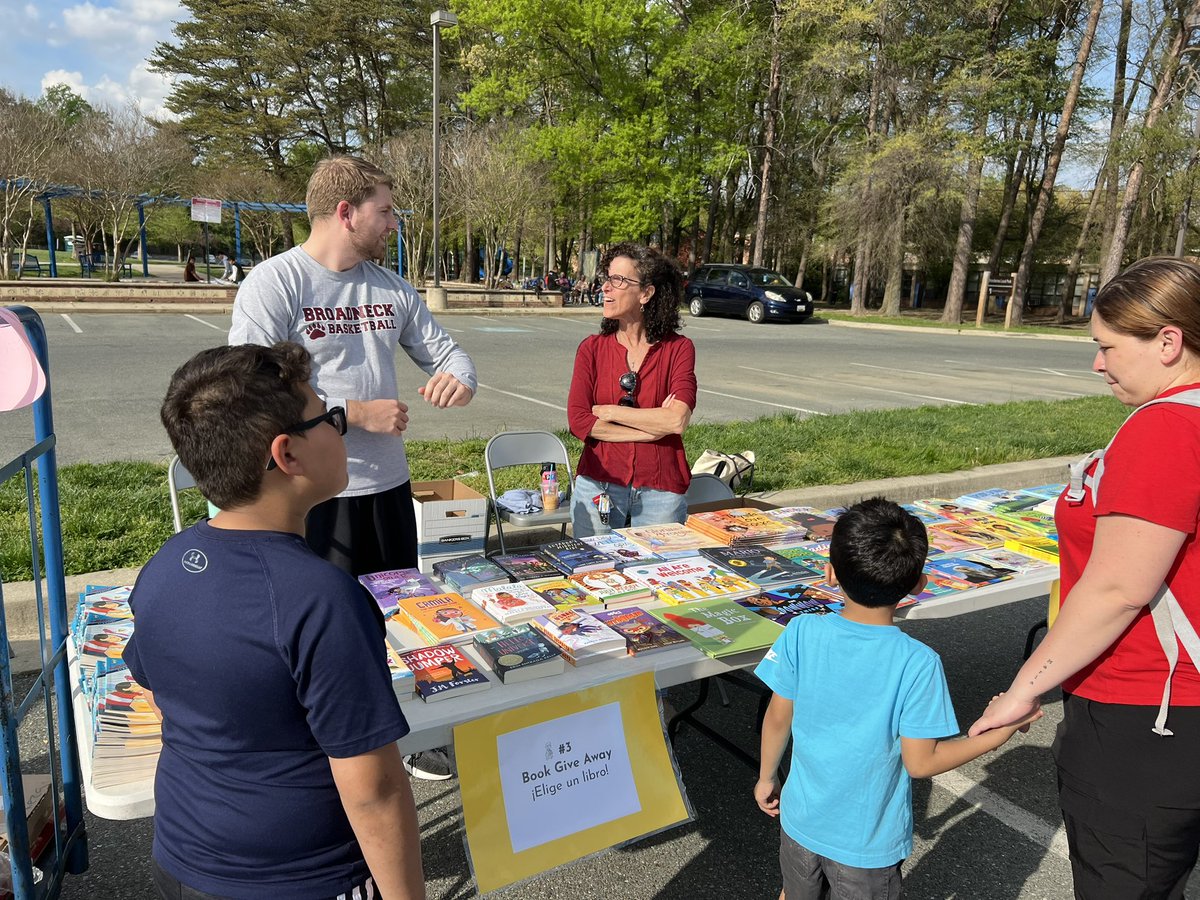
[0,306,88,898]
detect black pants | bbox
[305,481,418,577]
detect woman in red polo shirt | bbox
[972,256,1200,898]
[567,242,697,537]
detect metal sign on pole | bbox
[190,199,223,284]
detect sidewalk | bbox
[2,454,1073,672]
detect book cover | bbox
[397,643,492,702]
[529,608,628,663]
[392,593,501,645]
[473,624,565,683]
[385,645,415,694]
[739,587,844,625]
[537,537,616,575]
[593,607,689,654]
[493,552,561,582]
[685,508,798,545]
[953,487,1037,513]
[525,577,593,609]
[578,533,667,567]
[770,506,839,539]
[617,522,719,557]
[925,527,987,556]
[912,573,973,602]
[651,598,783,658]
[431,555,510,592]
[1004,535,1059,564]
[471,582,557,625]
[358,568,440,615]
[966,547,1054,575]
[622,557,760,605]
[912,499,981,521]
[566,569,653,605]
[78,623,134,669]
[699,546,817,589]
[900,504,955,527]
[925,556,1017,587]
[769,546,829,578]
[935,522,1004,549]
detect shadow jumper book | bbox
[622,557,759,605]
[432,555,510,593]
[651,598,783,658]
[529,608,628,665]
[537,537,616,575]
[493,551,561,582]
[471,582,557,625]
[578,532,667,568]
[397,643,491,702]
[391,593,501,646]
[592,607,689,655]
[472,624,565,683]
[358,568,440,616]
[699,546,817,589]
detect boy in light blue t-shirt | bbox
[754,497,1041,899]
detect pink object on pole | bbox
[0,308,47,412]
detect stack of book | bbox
[473,625,565,683]
[537,537,617,575]
[530,608,628,665]
[699,546,817,591]
[770,506,839,540]
[622,556,759,605]
[397,643,492,702]
[593,607,689,655]
[525,577,593,610]
[386,593,501,648]
[492,551,561,582]
[616,523,720,558]
[358,568,439,616]
[567,569,655,608]
[432,555,510,594]
[471,582,557,625]
[578,532,666,568]
[385,646,416,700]
[736,587,843,625]
[685,508,802,548]
[651,598,783,658]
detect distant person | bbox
[232,258,246,284]
[218,253,235,284]
[124,341,425,899]
[230,155,475,782]
[183,255,200,283]
[567,242,696,537]
[755,497,1040,899]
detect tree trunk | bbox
[701,181,718,264]
[850,242,871,315]
[721,167,738,261]
[465,214,477,284]
[1099,0,1137,263]
[1101,0,1198,285]
[752,0,782,268]
[1060,171,1105,321]
[987,113,1036,276]
[880,211,905,316]
[942,119,987,323]
[1010,0,1103,326]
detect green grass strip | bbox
[0,395,1128,581]
[817,310,1087,337]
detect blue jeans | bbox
[571,475,688,538]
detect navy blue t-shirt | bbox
[123,521,410,899]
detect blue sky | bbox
[2,0,185,117]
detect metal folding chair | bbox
[483,431,573,555]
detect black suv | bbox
[684,265,813,324]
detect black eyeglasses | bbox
[265,406,347,470]
[603,273,642,289]
[618,371,638,407]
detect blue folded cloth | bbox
[496,489,543,515]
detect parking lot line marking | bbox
[61,314,82,334]
[686,325,722,332]
[738,366,976,406]
[932,769,1069,860]
[184,314,225,331]
[944,359,1096,380]
[851,362,955,379]
[697,388,824,416]
[476,383,567,411]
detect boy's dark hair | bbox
[829,496,928,607]
[160,342,311,510]
[598,242,683,342]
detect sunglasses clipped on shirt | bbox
[265,406,347,470]
[618,371,638,407]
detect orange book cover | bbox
[395,593,501,644]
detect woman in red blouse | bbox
[971,257,1200,898]
[567,243,697,537]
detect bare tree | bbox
[377,129,434,285]
[0,90,68,278]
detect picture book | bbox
[966,547,1054,575]
[738,587,844,625]
[529,608,628,664]
[651,598,783,658]
[493,551,561,582]
[911,573,973,602]
[934,522,1005,549]
[471,582,557,625]
[578,532,667,567]
[770,506,839,540]
[992,509,1057,538]
[924,556,1016,587]
[592,607,690,654]
[537,537,616,575]
[617,522,720,557]
[1021,483,1066,500]
[567,569,654,606]
[685,508,800,546]
[766,546,827,579]
[431,555,510,593]
[925,527,988,556]
[73,587,134,641]
[358,568,440,615]
[472,625,565,683]
[526,577,594,609]
[912,499,980,521]
[623,557,760,605]
[397,644,492,702]
[77,623,134,670]
[391,593,501,646]
[699,546,818,589]
[953,487,1041,513]
[900,504,955,527]
[385,645,416,697]
[1004,535,1059,564]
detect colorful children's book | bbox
[912,499,980,521]
[953,488,1041,513]
[685,508,800,546]
[537,537,616,575]
[358,568,440,616]
[578,532,667,568]
[651,598,783,658]
[391,593,501,646]
[525,577,593,610]
[617,522,720,558]
[924,556,1016,587]
[592,607,689,655]
[567,569,654,606]
[385,645,416,698]
[699,546,817,589]
[925,527,987,556]
[911,573,973,602]
[529,608,628,665]
[431,555,510,593]
[738,586,844,625]
[397,643,492,702]
[766,546,827,579]
[966,547,1054,575]
[935,522,1004,549]
[493,551,561,582]
[770,506,839,540]
[471,582,557,625]
[472,625,565,683]
[900,504,955,527]
[622,557,760,605]
[1004,535,1059,564]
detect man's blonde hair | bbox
[305,156,394,222]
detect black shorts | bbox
[305,481,418,577]
[1055,693,1200,899]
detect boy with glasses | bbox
[123,342,425,900]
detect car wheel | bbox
[689,296,705,317]
[747,301,765,324]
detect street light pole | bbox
[428,9,457,309]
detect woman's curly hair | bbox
[598,242,683,343]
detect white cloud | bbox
[40,69,90,97]
[61,0,183,47]
[24,4,39,20]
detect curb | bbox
[14,301,604,317]
[0,455,1072,662]
[821,317,1092,343]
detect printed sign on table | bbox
[454,672,691,893]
